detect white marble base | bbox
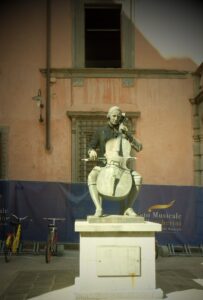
[74,218,163,300]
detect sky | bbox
[134,0,203,65]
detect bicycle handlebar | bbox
[43,217,66,221]
[10,214,31,223]
[43,217,66,227]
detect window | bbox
[85,5,121,68]
[67,112,139,183]
[73,0,135,69]
[68,114,107,182]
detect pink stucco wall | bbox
[0,0,197,185]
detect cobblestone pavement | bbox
[0,251,203,300]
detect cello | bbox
[96,127,136,201]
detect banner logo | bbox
[148,200,175,212]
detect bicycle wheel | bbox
[45,232,54,263]
[155,241,159,259]
[52,233,58,256]
[4,235,13,263]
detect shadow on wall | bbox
[135,27,197,71]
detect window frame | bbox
[72,0,135,69]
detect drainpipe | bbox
[46,0,51,151]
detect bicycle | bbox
[4,214,30,262]
[43,217,65,263]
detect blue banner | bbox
[135,185,203,245]
[0,180,203,245]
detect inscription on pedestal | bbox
[96,245,141,277]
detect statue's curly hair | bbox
[107,106,122,118]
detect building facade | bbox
[0,0,202,186]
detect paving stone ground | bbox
[0,250,203,300]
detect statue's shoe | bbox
[94,208,103,217]
[124,208,137,216]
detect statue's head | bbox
[107,106,122,126]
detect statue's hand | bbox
[119,123,128,133]
[88,149,97,160]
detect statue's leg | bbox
[124,171,142,216]
[88,166,103,217]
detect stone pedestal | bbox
[74,216,163,300]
